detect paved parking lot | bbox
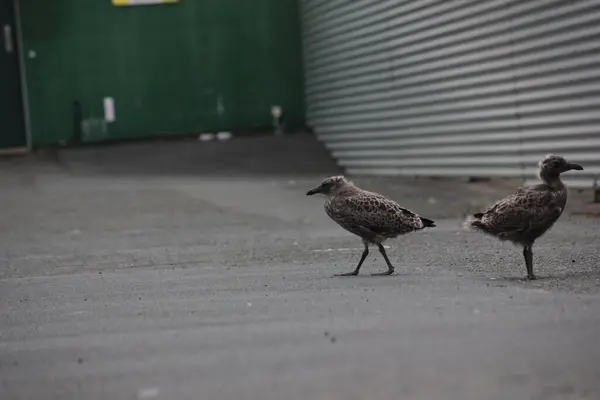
[1,136,599,400]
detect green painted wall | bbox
[19,0,305,147]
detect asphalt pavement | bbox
[1,135,599,400]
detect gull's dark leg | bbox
[523,244,535,280]
[335,242,369,277]
[371,243,395,276]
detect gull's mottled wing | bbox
[326,191,424,236]
[479,186,563,237]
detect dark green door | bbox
[0,0,26,150]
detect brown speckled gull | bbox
[306,176,436,276]
[465,154,583,280]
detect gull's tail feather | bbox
[463,213,484,231]
[420,217,436,228]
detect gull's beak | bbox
[306,186,321,196]
[567,163,584,171]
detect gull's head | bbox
[538,154,583,176]
[306,175,352,196]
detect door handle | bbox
[3,24,13,54]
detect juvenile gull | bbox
[306,176,436,276]
[465,154,583,280]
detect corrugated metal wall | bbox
[301,0,600,188]
[19,0,305,147]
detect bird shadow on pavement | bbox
[478,270,600,284]
[478,275,550,283]
[330,272,422,279]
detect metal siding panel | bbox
[301,0,600,188]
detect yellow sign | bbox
[113,0,178,6]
